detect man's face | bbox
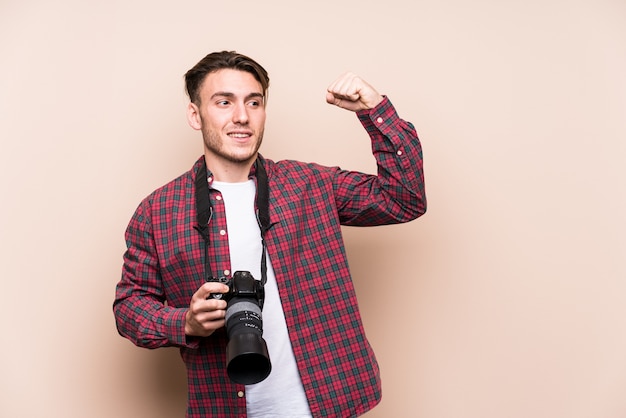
[189,69,266,167]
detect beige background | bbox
[1,0,625,417]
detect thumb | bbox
[325,91,341,106]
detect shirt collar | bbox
[193,154,264,188]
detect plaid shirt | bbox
[114,97,426,417]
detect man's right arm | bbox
[112,199,190,348]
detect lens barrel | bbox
[226,333,271,384]
[224,295,271,384]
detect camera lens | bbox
[226,334,270,384]
[224,293,271,384]
[226,299,263,335]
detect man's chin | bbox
[223,152,258,165]
[204,143,261,166]
[230,146,261,164]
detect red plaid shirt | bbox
[114,97,426,417]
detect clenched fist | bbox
[326,72,383,112]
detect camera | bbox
[208,271,271,384]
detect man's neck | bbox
[204,153,256,183]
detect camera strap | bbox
[194,157,271,287]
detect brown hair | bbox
[184,50,270,105]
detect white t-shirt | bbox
[212,180,312,418]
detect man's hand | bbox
[185,282,230,337]
[326,72,384,112]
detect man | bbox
[114,50,426,418]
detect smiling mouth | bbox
[228,133,251,139]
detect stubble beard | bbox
[202,127,264,165]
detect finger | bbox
[326,92,362,112]
[326,74,343,94]
[328,73,361,100]
[194,307,226,323]
[329,90,360,102]
[193,317,226,337]
[326,89,361,108]
[185,304,225,336]
[327,72,350,95]
[327,85,360,102]
[190,297,227,315]
[194,282,230,300]
[325,91,343,106]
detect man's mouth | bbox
[228,131,252,140]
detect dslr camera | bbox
[208,271,271,384]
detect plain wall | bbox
[1,0,625,417]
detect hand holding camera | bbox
[207,271,271,384]
[184,281,230,337]
[186,271,271,384]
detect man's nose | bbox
[232,102,249,124]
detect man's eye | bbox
[217,100,230,106]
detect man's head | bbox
[185,51,269,181]
[185,51,270,106]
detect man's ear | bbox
[186,102,202,130]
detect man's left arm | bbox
[326,73,426,226]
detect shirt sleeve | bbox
[334,96,427,226]
[113,197,200,349]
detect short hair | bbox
[184,50,270,105]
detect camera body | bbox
[208,271,265,309]
[207,271,271,385]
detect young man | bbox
[114,50,426,418]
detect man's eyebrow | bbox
[210,92,265,101]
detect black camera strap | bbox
[194,157,271,287]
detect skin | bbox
[184,68,384,337]
[187,69,267,183]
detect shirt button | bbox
[223,269,230,276]
[216,195,222,201]
[220,230,226,236]
[237,391,245,398]
[397,150,403,156]
[207,176,213,183]
[376,117,383,124]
